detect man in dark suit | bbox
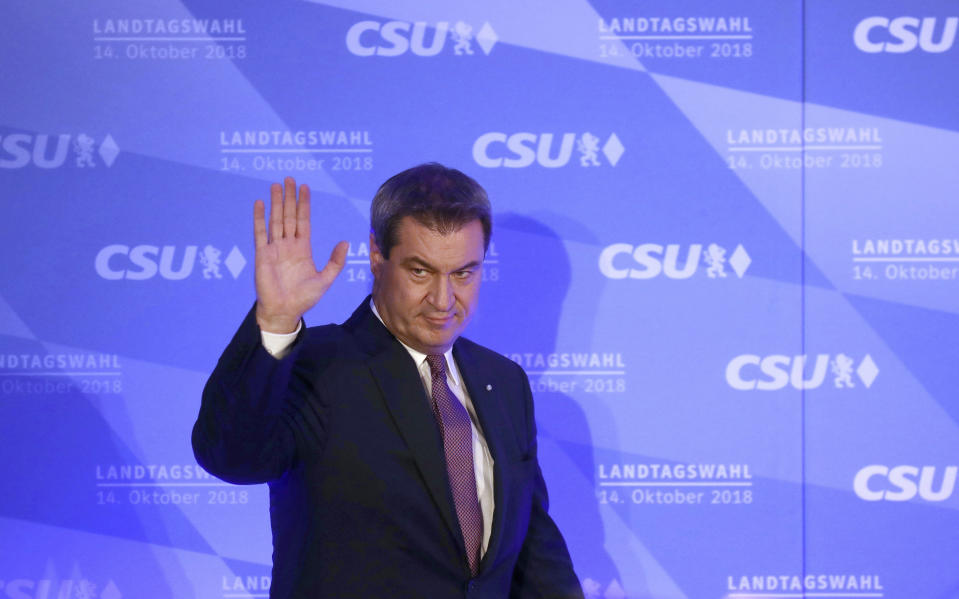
[192,164,583,598]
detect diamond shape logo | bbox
[476,22,498,55]
[602,133,624,166]
[729,244,751,278]
[225,246,246,279]
[604,579,626,599]
[99,134,119,167]
[582,579,602,597]
[101,580,123,599]
[857,354,879,388]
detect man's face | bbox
[371,216,485,355]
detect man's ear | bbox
[369,232,383,275]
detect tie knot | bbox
[426,354,447,378]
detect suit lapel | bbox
[454,341,516,574]
[347,300,464,556]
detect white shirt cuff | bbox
[260,321,302,359]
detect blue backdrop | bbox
[2,1,958,598]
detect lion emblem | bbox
[200,245,223,279]
[704,243,727,278]
[831,353,855,388]
[451,21,474,55]
[577,133,600,167]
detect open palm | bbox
[254,177,348,334]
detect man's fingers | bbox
[254,200,267,249]
[269,182,283,242]
[283,177,296,239]
[320,241,349,281]
[330,240,349,267]
[297,183,311,240]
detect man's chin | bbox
[413,330,459,354]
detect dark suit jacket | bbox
[192,298,583,598]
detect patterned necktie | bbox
[425,354,483,577]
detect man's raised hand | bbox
[254,177,348,334]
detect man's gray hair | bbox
[370,163,492,259]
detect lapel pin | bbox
[486,384,492,391]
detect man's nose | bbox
[427,275,455,311]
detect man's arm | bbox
[511,371,585,599]
[191,306,304,483]
[192,177,347,484]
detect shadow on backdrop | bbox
[470,212,623,595]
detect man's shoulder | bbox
[301,322,358,354]
[303,321,347,339]
[300,297,375,346]
[454,336,525,378]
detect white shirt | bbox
[260,304,495,555]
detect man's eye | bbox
[454,270,473,280]
[411,268,427,277]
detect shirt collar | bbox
[370,298,461,388]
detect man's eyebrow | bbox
[400,256,482,272]
[401,256,436,270]
[456,260,483,271]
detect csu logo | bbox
[854,16,958,53]
[346,20,497,56]
[854,465,957,502]
[726,353,879,391]
[0,133,119,169]
[95,245,246,281]
[473,132,625,168]
[599,243,750,280]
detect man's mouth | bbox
[423,313,455,326]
